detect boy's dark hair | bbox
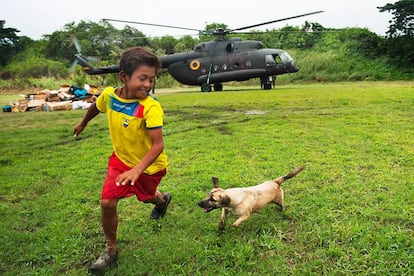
[119,47,161,77]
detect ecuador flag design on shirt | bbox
[96,87,167,175]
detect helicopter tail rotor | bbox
[72,35,82,54]
[69,35,101,73]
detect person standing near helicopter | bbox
[73,46,172,273]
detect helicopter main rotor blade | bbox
[230,11,324,32]
[103,18,200,32]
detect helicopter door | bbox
[262,54,279,90]
[264,54,277,67]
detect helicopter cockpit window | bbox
[273,55,282,64]
[279,52,294,63]
[257,42,265,49]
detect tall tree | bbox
[378,0,414,37]
[378,0,414,65]
[0,20,20,66]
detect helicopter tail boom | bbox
[74,54,119,75]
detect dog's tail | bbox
[275,166,304,184]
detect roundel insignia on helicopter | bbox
[190,59,201,71]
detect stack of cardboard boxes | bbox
[6,84,100,112]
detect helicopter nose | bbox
[286,60,299,73]
[290,65,299,73]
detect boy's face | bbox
[121,65,157,99]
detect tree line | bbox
[0,1,413,85]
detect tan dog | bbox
[198,167,304,230]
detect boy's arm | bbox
[116,128,164,186]
[73,102,100,136]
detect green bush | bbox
[280,49,414,83]
[5,56,68,78]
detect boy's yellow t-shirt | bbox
[96,87,167,175]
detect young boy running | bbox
[73,47,171,273]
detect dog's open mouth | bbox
[198,200,217,212]
[203,207,215,213]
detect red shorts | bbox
[101,153,167,201]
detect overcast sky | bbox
[1,0,394,40]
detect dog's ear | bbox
[212,176,219,188]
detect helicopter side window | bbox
[226,43,234,52]
[265,55,276,67]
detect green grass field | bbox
[0,82,413,275]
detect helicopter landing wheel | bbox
[201,83,212,92]
[213,83,223,91]
[260,77,273,90]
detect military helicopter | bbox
[75,11,323,92]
